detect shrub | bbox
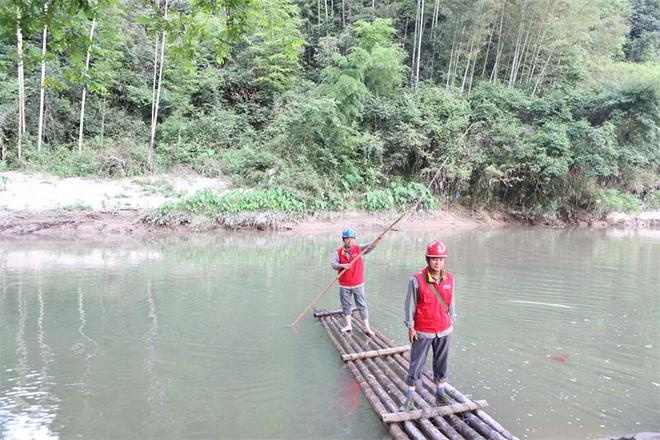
[358,181,438,212]
[593,188,642,214]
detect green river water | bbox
[1,228,659,439]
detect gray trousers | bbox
[339,285,368,320]
[405,334,451,386]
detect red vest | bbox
[337,245,364,287]
[413,268,454,333]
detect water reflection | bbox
[1,276,59,439]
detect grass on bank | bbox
[139,182,438,228]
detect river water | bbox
[1,228,659,439]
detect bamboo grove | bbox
[0,0,658,216]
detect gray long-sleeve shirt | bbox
[404,273,456,339]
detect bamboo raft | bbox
[314,308,519,440]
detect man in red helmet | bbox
[399,240,456,411]
[331,228,376,335]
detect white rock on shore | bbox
[606,211,660,228]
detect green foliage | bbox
[245,0,304,95]
[646,190,660,209]
[0,0,656,221]
[593,188,642,214]
[358,182,438,212]
[167,187,307,216]
[624,0,660,62]
[18,142,149,177]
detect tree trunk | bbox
[78,17,97,153]
[341,0,345,27]
[37,4,48,152]
[517,17,535,86]
[149,0,162,169]
[445,23,458,89]
[100,97,106,145]
[525,0,557,87]
[427,0,441,78]
[16,9,25,160]
[450,24,465,88]
[507,19,524,87]
[512,19,532,87]
[532,51,552,96]
[460,36,474,94]
[431,0,440,29]
[410,0,419,84]
[490,6,504,83]
[481,2,500,77]
[414,0,425,84]
[461,1,485,94]
[148,0,169,174]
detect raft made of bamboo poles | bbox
[313,308,519,440]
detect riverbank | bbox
[0,208,503,239]
[1,171,658,238]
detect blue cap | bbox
[341,228,356,238]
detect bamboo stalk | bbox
[344,319,466,440]
[78,17,97,153]
[318,318,410,440]
[382,401,489,423]
[328,317,434,440]
[37,5,48,152]
[148,0,169,174]
[481,1,500,77]
[410,0,419,83]
[414,0,425,84]
[330,316,449,440]
[396,348,507,440]
[349,318,483,440]
[16,9,25,160]
[312,307,355,318]
[342,345,411,362]
[444,383,518,440]
[322,317,415,440]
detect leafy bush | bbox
[166,187,307,216]
[358,182,438,212]
[593,188,642,214]
[646,190,660,209]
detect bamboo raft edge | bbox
[314,307,520,440]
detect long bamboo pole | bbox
[290,156,452,327]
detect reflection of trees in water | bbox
[0,274,59,439]
[76,282,100,385]
[37,281,58,433]
[144,274,172,437]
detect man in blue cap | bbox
[331,228,375,335]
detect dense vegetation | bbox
[1,0,658,217]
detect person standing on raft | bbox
[331,228,376,335]
[400,240,456,411]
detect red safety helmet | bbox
[426,241,448,258]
